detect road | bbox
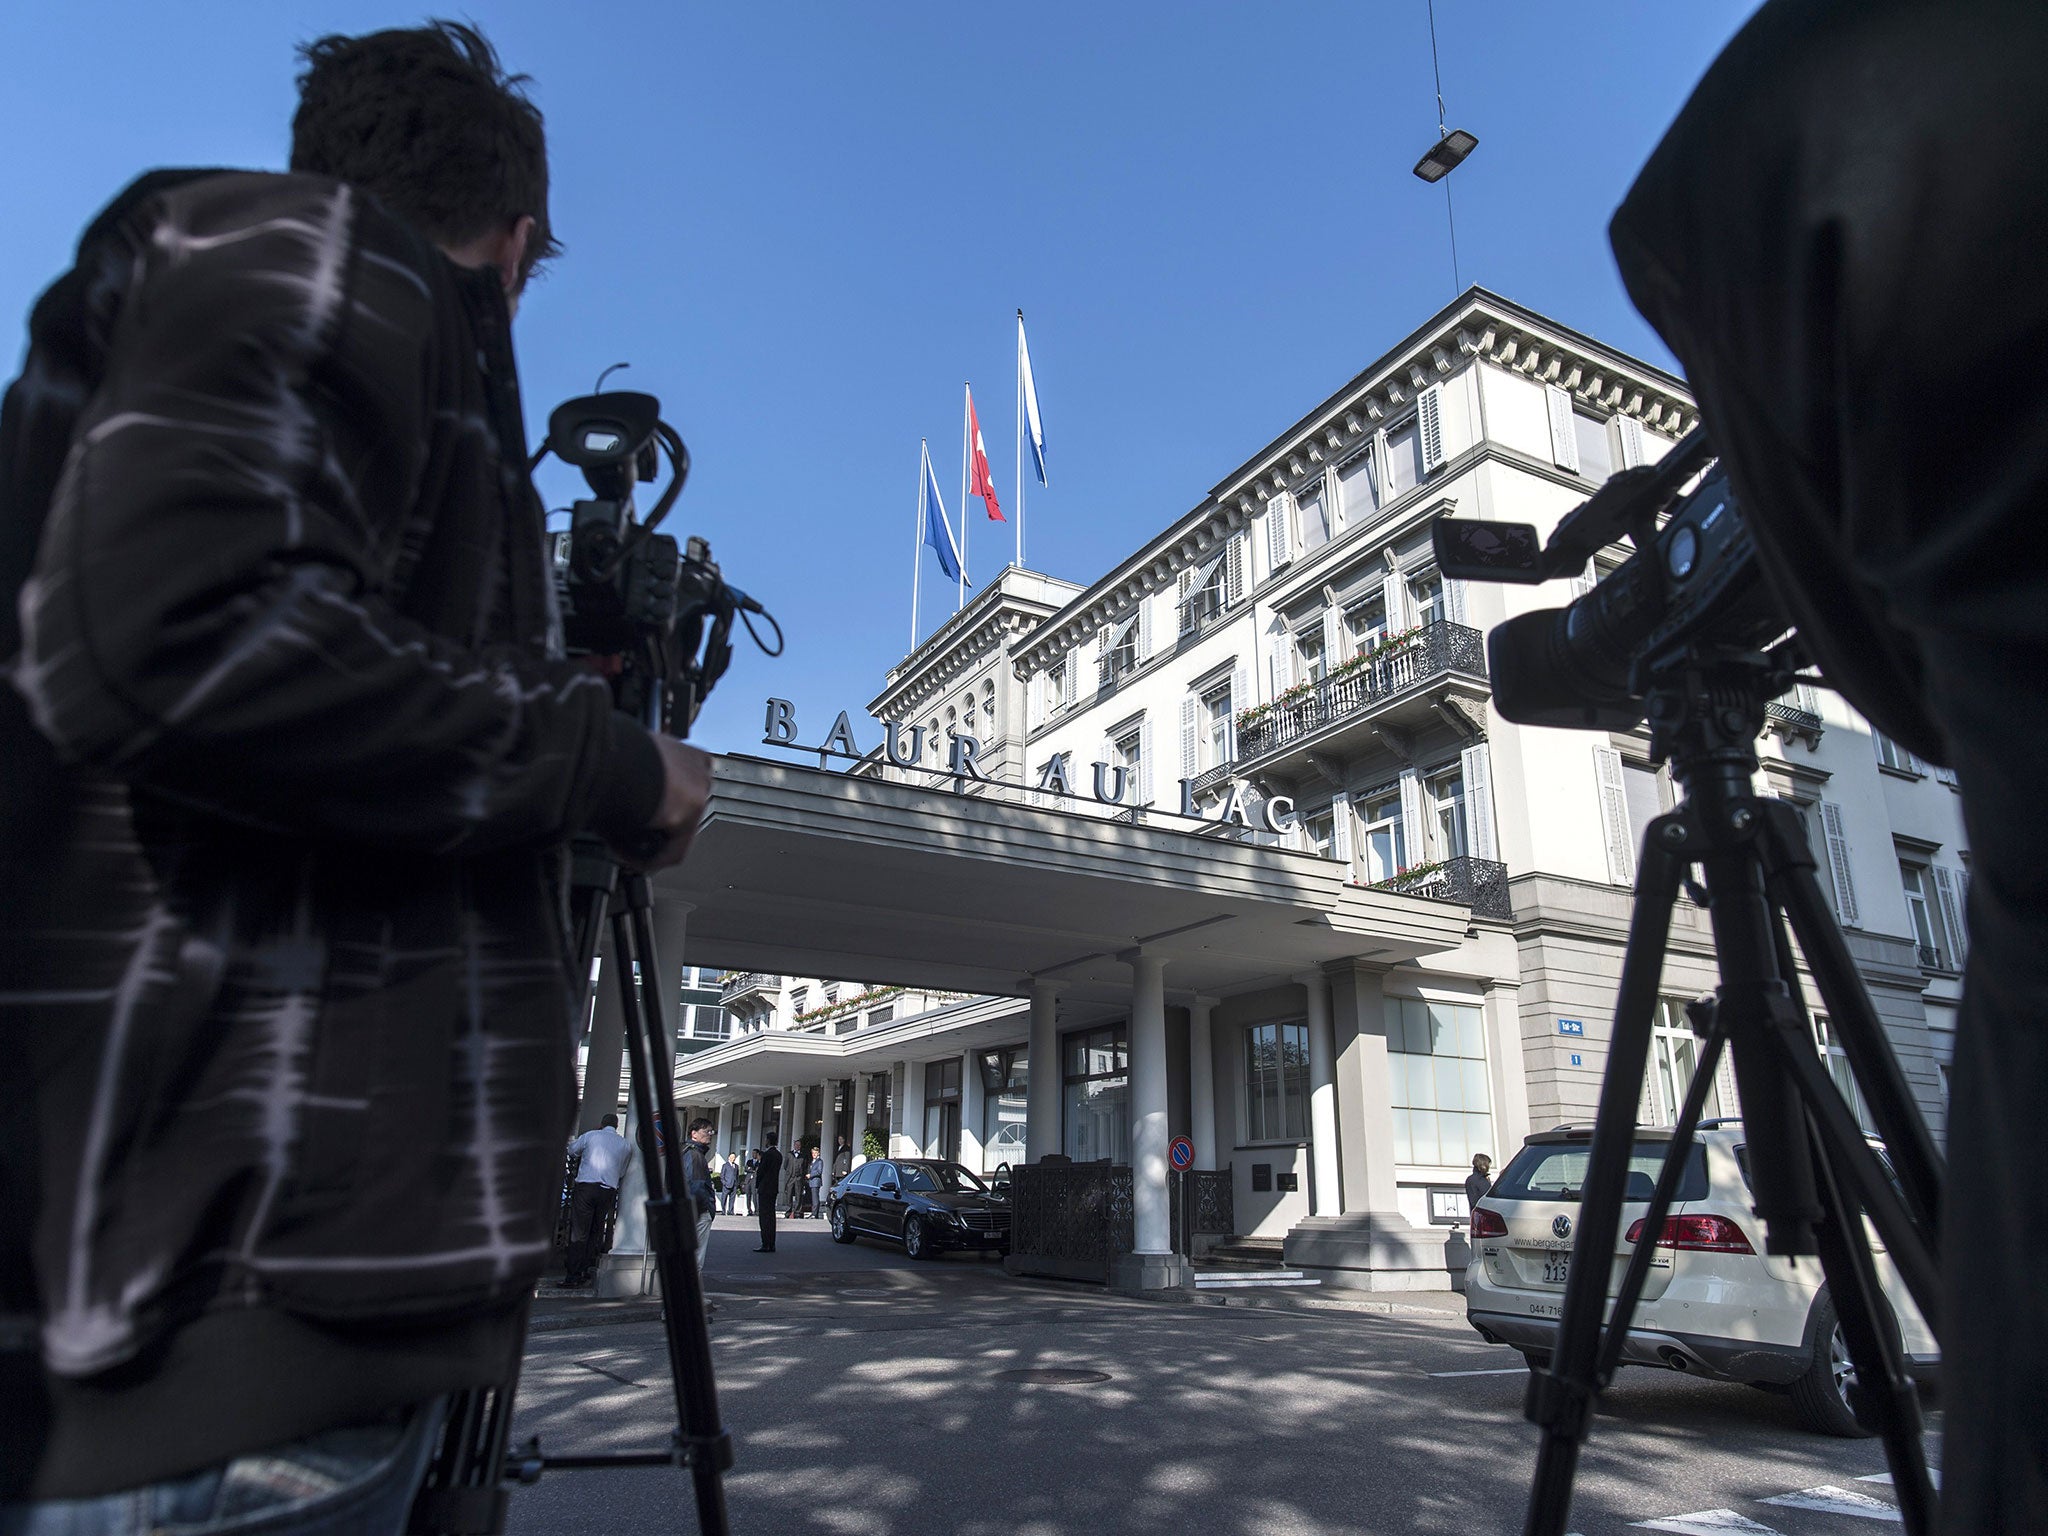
[503,1214,1937,1535]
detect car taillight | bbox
[1625,1214,1755,1253]
[1471,1206,1507,1238]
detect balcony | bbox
[1235,621,1488,767]
[720,971,782,1003]
[1188,760,1235,798]
[1370,856,1512,922]
[1763,701,1824,749]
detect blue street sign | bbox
[1168,1136,1195,1170]
[1557,1018,1586,1036]
[1570,1053,1583,1066]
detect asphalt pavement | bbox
[504,1214,1938,1535]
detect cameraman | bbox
[0,21,710,1531]
[1610,0,2048,1526]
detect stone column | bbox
[1188,995,1218,1170]
[1111,949,1187,1291]
[902,1059,927,1156]
[819,1078,841,1206]
[598,899,691,1297]
[1025,980,1060,1163]
[1299,969,1343,1217]
[576,934,626,1132]
[851,1074,871,1170]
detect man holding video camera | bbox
[0,21,709,1531]
[1610,1,2048,1527]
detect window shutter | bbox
[1444,576,1468,625]
[1933,865,1967,960]
[1398,768,1427,870]
[1029,670,1046,729]
[1818,800,1859,926]
[1097,735,1116,801]
[1177,567,1194,601]
[1136,598,1153,661]
[1570,560,1596,599]
[1418,383,1446,473]
[1225,530,1246,605]
[1593,744,1634,886]
[1179,696,1199,781]
[1546,384,1580,473]
[1229,665,1249,759]
[1460,743,1498,863]
[1137,717,1154,805]
[1934,761,1959,787]
[1714,1049,1742,1120]
[1794,681,1822,715]
[1331,790,1355,869]
[1321,607,1344,666]
[1266,491,1295,570]
[1382,569,1409,632]
[1616,414,1647,469]
[1269,630,1295,695]
[1061,654,1076,706]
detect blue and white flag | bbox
[922,440,962,582]
[1018,311,1047,486]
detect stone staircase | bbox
[1191,1238,1321,1292]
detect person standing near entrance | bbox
[808,1146,825,1218]
[682,1118,717,1273]
[1465,1153,1494,1214]
[743,1149,759,1216]
[784,1144,807,1219]
[753,1133,784,1252]
[564,1114,632,1287]
[718,1151,739,1214]
[831,1134,852,1202]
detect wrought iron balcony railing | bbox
[720,971,781,999]
[1371,855,1512,922]
[1236,620,1486,763]
[1188,760,1235,797]
[1177,590,1225,641]
[1098,648,1139,693]
[1916,943,1952,973]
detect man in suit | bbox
[752,1133,784,1253]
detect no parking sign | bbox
[1168,1136,1195,1171]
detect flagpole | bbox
[959,383,970,614]
[912,440,927,650]
[1015,310,1025,570]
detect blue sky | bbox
[1,2,1756,755]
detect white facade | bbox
[669,288,1964,1287]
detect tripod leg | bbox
[1523,819,1687,1536]
[614,872,733,1535]
[1759,802,1943,1233]
[1805,1125,1937,1535]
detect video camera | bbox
[1430,428,1797,737]
[535,388,779,740]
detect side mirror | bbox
[880,1182,899,1195]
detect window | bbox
[1899,861,1950,970]
[1295,625,1326,684]
[1182,558,1227,633]
[1337,447,1379,525]
[1623,762,1665,861]
[1428,766,1468,860]
[1874,731,1919,774]
[789,987,809,1018]
[1304,810,1335,858]
[1388,997,1494,1168]
[1104,620,1139,682]
[1359,790,1407,881]
[1572,409,1614,480]
[1110,725,1146,804]
[1644,998,1724,1125]
[1345,594,1389,654]
[868,1005,894,1028]
[1299,484,1330,551]
[922,1056,963,1159]
[1245,1021,1310,1141]
[1202,684,1233,772]
[1409,572,1446,628]
[1815,1015,1877,1134]
[1063,1024,1129,1163]
[978,1047,1029,1172]
[1383,420,1424,498]
[823,985,839,1006]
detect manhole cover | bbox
[992,1367,1111,1385]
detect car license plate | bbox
[1542,1252,1571,1285]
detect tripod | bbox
[407,836,734,1536]
[1522,644,1945,1536]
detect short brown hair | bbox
[289,20,560,281]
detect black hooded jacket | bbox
[0,170,662,1497]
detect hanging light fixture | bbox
[1412,127,1478,184]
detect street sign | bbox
[1557,1018,1585,1036]
[1168,1135,1195,1171]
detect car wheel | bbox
[1789,1294,1873,1438]
[830,1204,856,1244]
[903,1214,935,1260]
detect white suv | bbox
[1463,1121,1936,1436]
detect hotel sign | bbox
[760,698,1299,834]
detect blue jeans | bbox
[1,1401,445,1536]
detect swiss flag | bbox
[967,387,1005,522]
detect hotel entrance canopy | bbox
[657,754,1472,1017]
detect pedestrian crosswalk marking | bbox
[1857,1470,1941,1489]
[1427,1366,1528,1377]
[1761,1485,1902,1521]
[1633,1511,1783,1534]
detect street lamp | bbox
[1413,128,1478,184]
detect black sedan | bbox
[829,1159,1011,1259]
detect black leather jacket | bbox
[0,170,661,1496]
